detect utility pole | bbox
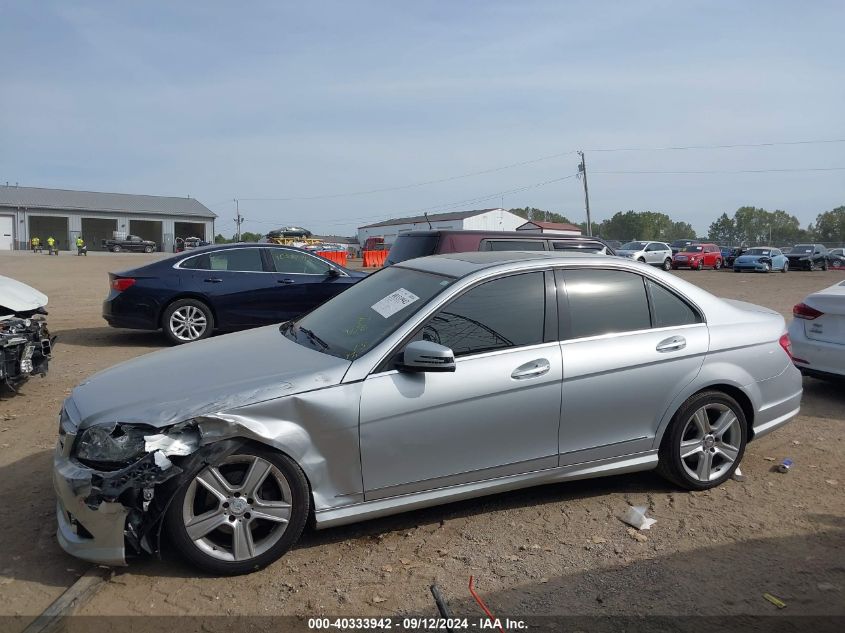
[234,198,243,242]
[577,151,592,236]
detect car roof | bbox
[396,250,610,277]
[397,230,607,242]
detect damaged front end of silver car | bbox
[54,405,251,566]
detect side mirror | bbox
[326,268,340,278]
[398,340,456,373]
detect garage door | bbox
[0,216,12,251]
[129,220,162,251]
[81,218,118,251]
[29,216,69,250]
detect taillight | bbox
[779,333,793,360]
[111,278,136,292]
[793,302,823,320]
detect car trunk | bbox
[803,283,845,345]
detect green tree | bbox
[237,232,263,242]
[508,207,575,225]
[214,233,230,244]
[594,211,695,241]
[812,206,845,243]
[708,213,737,244]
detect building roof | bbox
[517,220,581,232]
[359,208,503,229]
[0,185,216,218]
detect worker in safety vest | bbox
[47,236,56,255]
[76,236,86,256]
[31,236,40,252]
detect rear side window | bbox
[412,273,545,356]
[481,240,547,251]
[385,235,440,265]
[563,269,651,339]
[647,280,700,327]
[180,248,264,272]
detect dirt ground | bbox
[0,251,843,629]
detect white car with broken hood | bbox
[0,275,55,391]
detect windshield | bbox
[681,245,703,253]
[385,235,440,265]
[283,266,453,360]
[621,241,646,250]
[792,245,813,254]
[745,248,771,256]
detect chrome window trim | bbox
[173,245,346,275]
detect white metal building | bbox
[357,208,525,246]
[0,185,216,252]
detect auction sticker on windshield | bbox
[371,288,419,318]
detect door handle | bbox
[656,336,686,352]
[277,278,295,285]
[203,278,223,283]
[511,358,550,380]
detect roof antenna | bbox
[424,212,432,229]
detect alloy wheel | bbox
[169,305,208,341]
[182,455,293,562]
[763,262,771,272]
[679,404,742,482]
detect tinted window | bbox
[413,273,545,356]
[647,280,700,327]
[564,269,650,339]
[385,235,441,265]
[482,240,547,251]
[270,249,331,274]
[180,248,264,272]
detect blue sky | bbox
[2,0,843,236]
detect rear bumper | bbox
[749,363,802,441]
[789,321,845,378]
[102,295,160,330]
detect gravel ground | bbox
[0,251,842,629]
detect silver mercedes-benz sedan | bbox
[54,251,802,574]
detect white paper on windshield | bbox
[371,288,420,318]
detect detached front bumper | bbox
[54,451,128,566]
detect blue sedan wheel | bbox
[762,262,771,273]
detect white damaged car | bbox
[0,275,55,391]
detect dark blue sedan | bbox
[103,244,366,344]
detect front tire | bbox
[112,245,122,253]
[144,245,154,253]
[657,390,747,490]
[762,262,771,273]
[714,259,722,270]
[162,298,214,344]
[165,446,310,575]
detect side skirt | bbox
[314,450,658,529]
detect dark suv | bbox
[786,244,829,271]
[385,231,616,265]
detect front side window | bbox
[270,249,331,274]
[180,248,265,272]
[622,241,646,251]
[481,240,547,251]
[412,273,545,356]
[563,269,651,339]
[647,280,701,328]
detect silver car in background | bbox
[616,241,674,270]
[54,251,802,575]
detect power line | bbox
[592,167,845,175]
[237,151,578,202]
[587,138,845,152]
[232,137,845,202]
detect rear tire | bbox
[662,258,672,271]
[781,262,788,273]
[162,298,214,344]
[714,259,722,270]
[657,390,747,491]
